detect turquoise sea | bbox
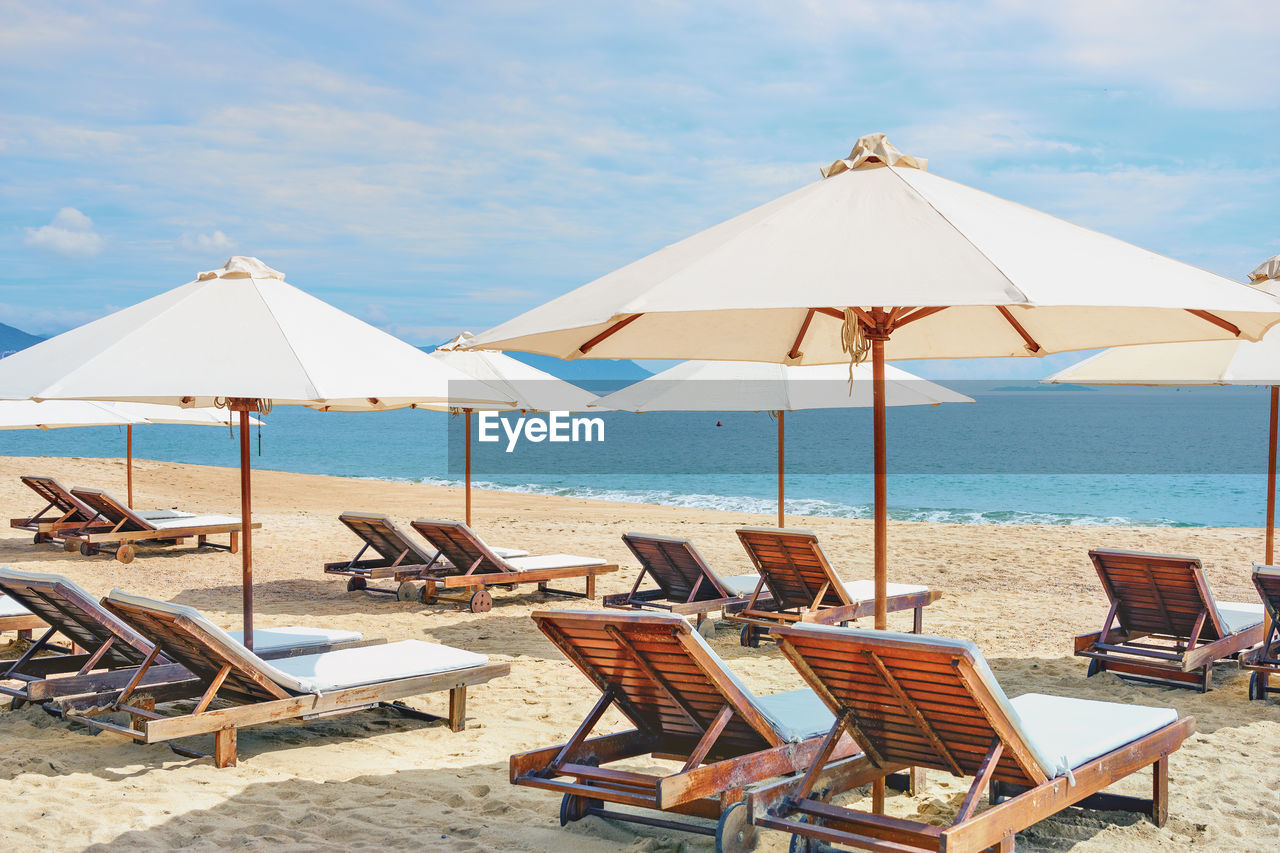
[3,384,1276,528]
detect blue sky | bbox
[2,1,1277,378]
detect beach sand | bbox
[0,455,1276,852]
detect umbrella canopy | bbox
[592,360,972,526]
[1046,255,1280,560]
[0,257,510,646]
[430,331,602,524]
[470,134,1280,639]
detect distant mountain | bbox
[0,322,43,357]
[419,344,651,393]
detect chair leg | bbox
[449,686,467,732]
[913,606,923,634]
[872,778,885,814]
[585,574,596,600]
[214,726,237,768]
[229,532,239,554]
[1152,755,1168,826]
[1199,663,1212,693]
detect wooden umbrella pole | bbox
[777,410,785,528]
[871,336,888,631]
[1269,385,1278,565]
[125,422,133,504]
[238,405,254,649]
[465,409,472,527]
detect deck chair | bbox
[65,487,257,564]
[0,594,43,640]
[509,610,866,850]
[0,567,367,706]
[747,624,1195,853]
[727,528,940,647]
[408,519,616,612]
[323,512,527,599]
[1241,564,1280,701]
[1074,549,1266,691]
[603,533,769,634]
[63,590,509,767]
[10,476,102,543]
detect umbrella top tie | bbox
[198,256,286,281]
[821,133,927,178]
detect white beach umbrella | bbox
[0,399,261,508]
[471,134,1280,634]
[1046,254,1280,560]
[0,257,510,646]
[592,360,973,526]
[430,331,603,524]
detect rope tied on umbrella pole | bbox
[840,308,871,393]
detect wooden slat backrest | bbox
[339,513,435,564]
[70,488,156,532]
[1088,549,1227,640]
[102,598,290,703]
[0,576,152,668]
[21,476,95,521]
[773,625,1047,786]
[622,533,729,602]
[736,528,849,610]
[1254,566,1280,623]
[410,519,510,575]
[532,610,782,758]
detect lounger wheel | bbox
[1249,671,1267,701]
[64,540,79,552]
[740,624,761,648]
[346,577,367,592]
[715,801,758,853]
[116,544,136,564]
[468,590,493,613]
[396,581,419,602]
[79,541,99,557]
[1087,658,1103,678]
[419,585,438,605]
[559,792,601,825]
[697,618,717,639]
[33,532,47,545]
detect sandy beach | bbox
[0,455,1277,852]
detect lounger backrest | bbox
[102,590,311,702]
[0,568,153,668]
[339,513,437,565]
[21,476,95,521]
[409,519,510,575]
[772,624,1057,786]
[532,610,786,758]
[736,528,848,610]
[622,533,730,602]
[1089,549,1229,640]
[1254,565,1280,624]
[69,488,156,532]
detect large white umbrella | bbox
[1046,254,1280,561]
[592,360,972,526]
[0,399,260,507]
[470,134,1280,636]
[430,331,602,524]
[0,257,509,646]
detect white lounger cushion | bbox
[1010,694,1177,773]
[147,514,241,530]
[841,580,929,601]
[268,640,488,692]
[503,554,606,571]
[718,574,762,596]
[136,509,196,521]
[0,595,32,618]
[753,687,836,741]
[227,626,362,653]
[1216,601,1265,635]
[491,546,530,559]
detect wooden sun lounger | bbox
[63,487,258,564]
[746,624,1195,853]
[1074,549,1266,691]
[0,568,370,707]
[60,590,509,767]
[9,475,102,543]
[408,519,616,612]
[1241,563,1280,701]
[323,512,529,600]
[0,594,44,641]
[509,610,869,851]
[603,532,771,635]
[725,527,940,647]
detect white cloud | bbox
[179,229,237,254]
[23,207,104,258]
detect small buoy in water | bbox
[716,420,722,427]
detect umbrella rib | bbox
[788,309,817,360]
[996,306,1042,354]
[579,313,644,355]
[1186,309,1241,338]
